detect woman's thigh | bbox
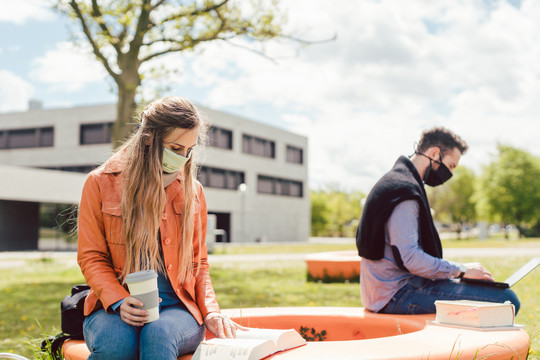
[139,304,205,360]
[83,309,139,360]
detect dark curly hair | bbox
[417,127,468,156]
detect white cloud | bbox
[0,0,55,24]
[7,0,536,192]
[0,71,34,113]
[29,42,107,91]
[173,0,540,191]
[137,52,189,102]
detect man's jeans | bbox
[83,304,204,360]
[379,276,521,315]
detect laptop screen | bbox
[504,257,540,287]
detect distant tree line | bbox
[311,145,540,238]
[311,186,364,238]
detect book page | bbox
[236,328,288,343]
[437,300,507,307]
[195,338,274,360]
[236,328,306,351]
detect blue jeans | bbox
[83,304,205,360]
[379,276,521,315]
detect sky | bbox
[1,0,539,193]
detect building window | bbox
[208,126,232,149]
[257,175,303,197]
[286,145,303,164]
[242,134,275,158]
[41,165,98,173]
[40,127,54,147]
[80,122,112,145]
[0,126,54,149]
[198,166,245,190]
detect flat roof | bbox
[0,165,86,204]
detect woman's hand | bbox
[462,262,495,281]
[204,312,248,339]
[119,296,149,326]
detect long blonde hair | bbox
[117,96,206,285]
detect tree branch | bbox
[128,0,152,60]
[91,0,121,54]
[69,0,120,82]
[117,24,128,48]
[280,33,338,45]
[151,0,167,11]
[221,39,279,64]
[139,35,228,63]
[153,0,229,27]
[140,6,227,63]
[139,46,187,63]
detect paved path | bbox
[208,247,540,263]
[1,247,540,268]
[445,247,540,257]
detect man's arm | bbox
[387,200,461,279]
[388,200,494,280]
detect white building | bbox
[0,103,309,249]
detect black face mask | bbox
[417,152,453,187]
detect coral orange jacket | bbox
[77,156,220,325]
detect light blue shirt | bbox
[360,200,462,312]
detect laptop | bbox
[461,257,540,289]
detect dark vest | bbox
[356,156,442,261]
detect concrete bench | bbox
[305,251,361,282]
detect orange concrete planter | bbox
[62,307,530,360]
[305,251,361,282]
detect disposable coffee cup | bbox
[125,270,159,323]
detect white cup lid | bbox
[125,270,158,283]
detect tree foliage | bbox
[54,0,286,147]
[311,146,540,239]
[478,144,540,236]
[310,191,331,237]
[310,188,364,237]
[428,166,477,238]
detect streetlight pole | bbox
[238,183,247,243]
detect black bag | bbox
[61,284,90,338]
[41,284,90,359]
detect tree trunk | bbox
[112,85,138,149]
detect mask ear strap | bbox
[409,142,419,158]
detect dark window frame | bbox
[198,166,245,190]
[80,122,113,145]
[0,126,54,150]
[208,126,233,150]
[257,175,303,198]
[286,145,304,164]
[242,134,275,159]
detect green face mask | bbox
[162,147,190,173]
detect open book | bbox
[192,328,306,360]
[434,300,517,328]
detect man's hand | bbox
[204,312,248,339]
[462,262,495,281]
[119,296,149,326]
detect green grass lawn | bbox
[211,237,540,255]
[0,246,538,359]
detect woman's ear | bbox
[142,132,153,146]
